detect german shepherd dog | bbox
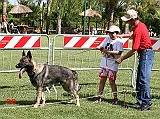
[16,51,80,108]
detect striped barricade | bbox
[63,35,129,49]
[0,34,50,73]
[150,37,160,51]
[0,35,40,49]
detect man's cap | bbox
[121,9,138,21]
[107,25,120,33]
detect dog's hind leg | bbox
[41,89,45,107]
[34,87,43,108]
[75,92,80,107]
[70,94,76,103]
[71,91,80,107]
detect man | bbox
[116,9,154,111]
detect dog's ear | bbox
[27,51,32,59]
[22,50,26,57]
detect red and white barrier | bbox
[150,37,160,51]
[0,36,40,49]
[1,35,160,50]
[64,36,129,49]
[64,36,160,50]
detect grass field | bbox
[0,34,160,119]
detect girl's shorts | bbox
[99,68,116,80]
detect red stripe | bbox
[123,40,129,48]
[73,37,89,47]
[90,38,105,48]
[0,36,13,48]
[14,36,31,48]
[150,39,158,45]
[64,36,73,46]
[32,37,40,48]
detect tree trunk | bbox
[119,17,122,33]
[105,1,114,29]
[125,24,129,34]
[57,16,61,34]
[46,0,51,34]
[2,0,7,15]
[57,0,63,34]
[40,2,45,33]
[105,0,120,29]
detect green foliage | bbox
[134,0,160,36]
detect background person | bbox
[8,20,20,34]
[2,14,9,33]
[94,25,123,104]
[116,9,154,111]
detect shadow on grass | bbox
[80,83,98,86]
[46,99,77,105]
[0,86,12,89]
[0,100,34,106]
[0,99,77,107]
[87,96,139,110]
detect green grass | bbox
[0,34,160,119]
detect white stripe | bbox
[23,36,40,48]
[0,36,5,42]
[5,36,23,48]
[81,37,98,48]
[152,40,160,50]
[64,37,80,48]
[119,38,129,44]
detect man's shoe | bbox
[93,96,101,103]
[137,103,153,111]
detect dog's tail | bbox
[71,70,81,91]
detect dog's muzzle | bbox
[15,64,21,68]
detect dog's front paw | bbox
[69,99,74,103]
[76,104,80,107]
[33,104,38,108]
[41,100,45,107]
[33,104,39,108]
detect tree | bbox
[97,0,120,30]
[106,0,120,28]
[51,0,84,34]
[46,0,51,34]
[57,0,64,34]
[40,2,45,33]
[2,0,7,15]
[129,0,160,36]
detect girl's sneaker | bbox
[93,96,102,103]
[112,98,118,105]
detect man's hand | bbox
[115,57,123,64]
